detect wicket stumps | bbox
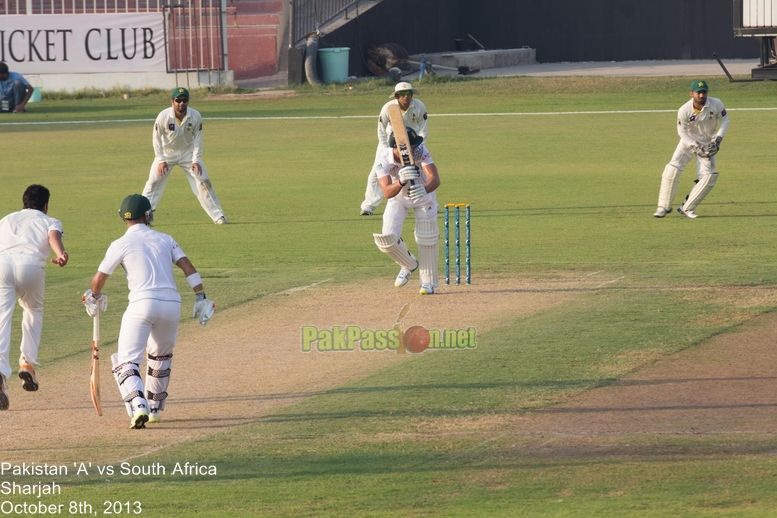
[443,203,471,284]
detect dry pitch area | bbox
[1,274,775,464]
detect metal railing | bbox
[291,0,359,46]
[1,0,225,73]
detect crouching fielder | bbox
[654,79,729,219]
[373,127,441,295]
[84,194,215,429]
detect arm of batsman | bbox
[82,289,108,317]
[398,166,420,183]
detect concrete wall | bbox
[318,0,760,77]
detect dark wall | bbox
[464,0,758,63]
[316,0,759,77]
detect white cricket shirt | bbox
[152,106,204,162]
[375,144,435,201]
[676,96,729,147]
[98,224,187,303]
[0,209,63,264]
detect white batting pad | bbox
[657,164,681,210]
[683,172,718,211]
[414,220,440,288]
[374,234,419,270]
[146,352,172,413]
[112,353,147,418]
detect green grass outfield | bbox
[3,76,777,516]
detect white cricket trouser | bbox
[116,298,181,366]
[382,193,438,236]
[143,157,226,222]
[669,141,716,180]
[361,145,387,212]
[0,256,46,381]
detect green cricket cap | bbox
[172,87,190,99]
[690,80,708,92]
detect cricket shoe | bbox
[360,208,373,216]
[18,360,38,391]
[0,374,8,410]
[653,207,672,218]
[215,216,229,225]
[677,205,698,219]
[419,284,435,295]
[130,410,149,429]
[147,408,161,423]
[395,262,419,287]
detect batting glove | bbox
[193,292,215,327]
[82,289,108,317]
[398,165,420,184]
[407,184,427,201]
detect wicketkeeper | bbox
[372,127,440,295]
[84,194,215,428]
[654,79,729,219]
[360,81,428,216]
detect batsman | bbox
[653,79,729,219]
[372,127,441,295]
[84,194,215,428]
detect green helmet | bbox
[119,194,153,223]
[388,127,423,148]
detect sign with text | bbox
[0,14,165,73]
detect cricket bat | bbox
[395,303,411,355]
[386,104,416,182]
[90,312,103,416]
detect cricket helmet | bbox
[119,194,154,223]
[388,127,424,148]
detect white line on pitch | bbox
[276,278,333,295]
[595,276,625,288]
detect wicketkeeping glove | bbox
[398,165,420,184]
[704,142,719,158]
[82,289,108,317]
[407,183,427,201]
[193,292,215,327]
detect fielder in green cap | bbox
[652,79,729,219]
[142,88,228,225]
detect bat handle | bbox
[93,312,100,342]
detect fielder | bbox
[654,79,729,219]
[360,81,428,216]
[373,127,440,295]
[84,194,215,429]
[0,185,68,410]
[143,87,228,225]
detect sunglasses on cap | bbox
[395,90,413,97]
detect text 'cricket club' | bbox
[0,27,157,63]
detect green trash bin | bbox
[318,47,350,84]
[28,75,43,103]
